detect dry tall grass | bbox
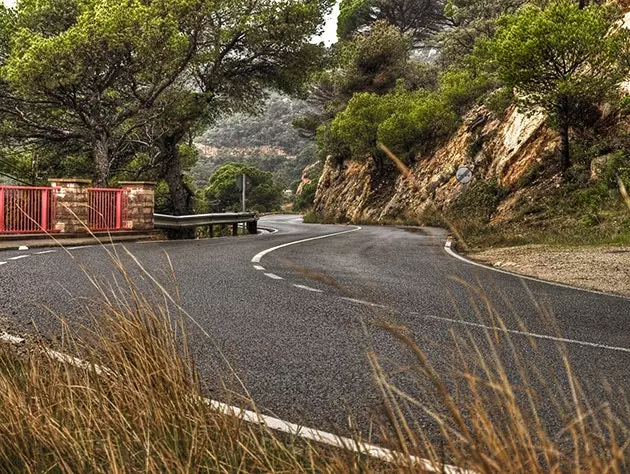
[0,256,382,473]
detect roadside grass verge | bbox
[0,263,383,473]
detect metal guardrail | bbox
[154,212,258,234]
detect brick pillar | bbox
[119,182,155,231]
[48,178,92,233]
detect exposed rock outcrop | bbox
[314,105,558,224]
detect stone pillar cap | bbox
[118,181,157,186]
[49,178,92,184]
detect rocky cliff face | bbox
[314,105,559,224]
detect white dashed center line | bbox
[293,284,324,293]
[35,250,58,255]
[264,273,283,280]
[253,265,266,271]
[0,262,6,266]
[9,255,29,260]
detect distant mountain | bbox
[192,93,318,190]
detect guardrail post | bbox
[247,220,257,235]
[209,225,214,238]
[232,223,238,236]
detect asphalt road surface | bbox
[1,214,630,443]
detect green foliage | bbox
[451,178,508,222]
[338,0,445,44]
[323,66,487,164]
[484,86,515,119]
[438,68,493,114]
[340,21,412,96]
[294,181,318,211]
[488,0,627,109]
[438,0,525,68]
[205,163,283,212]
[485,0,629,166]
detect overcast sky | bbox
[1,0,340,45]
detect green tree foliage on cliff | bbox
[337,0,445,44]
[205,163,283,212]
[296,21,433,147]
[438,0,525,68]
[485,0,629,170]
[325,66,488,164]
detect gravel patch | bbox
[469,244,630,296]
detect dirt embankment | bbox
[470,245,630,296]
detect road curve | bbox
[1,214,630,440]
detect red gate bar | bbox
[87,188,130,231]
[0,186,58,234]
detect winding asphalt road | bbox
[1,214,630,442]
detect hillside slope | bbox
[313,105,630,248]
[315,105,554,221]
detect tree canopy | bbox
[0,0,332,218]
[205,163,283,212]
[338,0,445,44]
[486,0,629,168]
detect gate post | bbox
[49,178,91,233]
[118,182,155,231]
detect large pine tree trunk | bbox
[93,131,110,187]
[558,95,571,171]
[161,133,195,239]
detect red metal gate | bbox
[88,188,129,231]
[0,186,58,234]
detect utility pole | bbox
[242,173,246,212]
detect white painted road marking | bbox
[293,284,324,293]
[1,332,25,344]
[35,250,58,255]
[340,295,630,354]
[204,398,472,474]
[443,239,629,300]
[264,273,283,280]
[341,297,388,309]
[411,311,630,354]
[0,262,6,266]
[9,255,29,260]
[253,265,266,271]
[251,226,362,263]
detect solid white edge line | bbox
[443,239,630,301]
[258,226,279,234]
[264,273,283,280]
[293,284,324,293]
[411,311,630,354]
[0,330,474,474]
[8,255,29,260]
[1,332,25,344]
[203,398,473,474]
[251,226,362,264]
[253,265,266,271]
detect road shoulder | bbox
[468,244,630,297]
